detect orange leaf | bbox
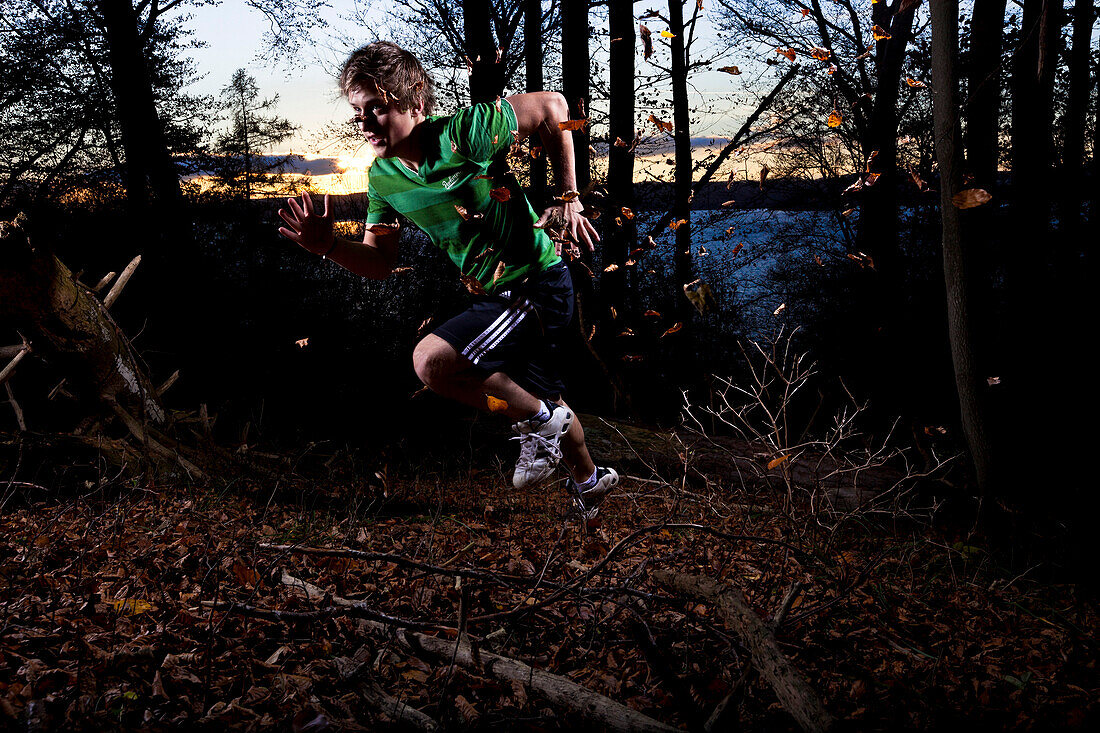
[827,110,843,127]
[905,77,927,88]
[669,218,687,230]
[872,25,892,41]
[644,309,661,317]
[486,395,509,413]
[639,24,653,59]
[555,190,579,202]
[759,164,770,189]
[620,207,635,219]
[603,263,620,273]
[731,242,743,257]
[295,338,309,348]
[773,302,787,316]
[492,260,506,283]
[801,8,811,16]
[622,354,644,362]
[490,187,511,202]
[865,172,881,185]
[776,48,796,62]
[810,47,830,61]
[661,322,683,338]
[460,274,486,295]
[454,205,483,221]
[721,199,737,207]
[767,454,789,470]
[618,327,635,337]
[366,222,400,235]
[952,188,992,209]
[648,113,673,133]
[717,66,741,75]
[559,118,589,131]
[661,30,676,38]
[474,174,492,180]
[530,145,542,158]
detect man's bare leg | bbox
[413,335,596,482]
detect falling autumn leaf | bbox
[952,188,992,209]
[721,200,737,207]
[110,598,156,615]
[759,164,770,189]
[814,254,824,266]
[717,66,742,75]
[827,109,843,127]
[555,190,579,202]
[618,327,635,337]
[639,24,653,59]
[731,242,744,257]
[491,134,499,144]
[366,222,400,235]
[776,48,796,62]
[623,354,644,362]
[773,302,787,316]
[865,172,881,186]
[908,169,930,192]
[559,119,589,131]
[492,261,507,283]
[486,395,509,413]
[801,8,811,16]
[295,338,309,348]
[474,174,492,180]
[866,150,879,172]
[661,30,676,38]
[872,24,892,41]
[460,274,486,295]
[644,309,661,317]
[530,145,543,158]
[905,77,927,88]
[841,208,855,217]
[810,47,831,61]
[767,454,790,470]
[683,280,716,314]
[603,263,620,273]
[827,63,838,75]
[625,258,636,266]
[697,0,703,9]
[454,205,483,221]
[987,376,1001,386]
[490,187,511,202]
[661,322,684,338]
[669,218,687,230]
[614,137,629,147]
[855,42,875,60]
[698,245,709,257]
[648,113,673,133]
[621,207,635,219]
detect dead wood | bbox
[337,645,441,731]
[102,254,140,309]
[652,570,834,733]
[275,572,679,733]
[1,214,166,426]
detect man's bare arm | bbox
[278,193,399,279]
[505,92,600,252]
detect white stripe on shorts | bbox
[462,297,534,365]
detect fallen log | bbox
[276,572,678,733]
[652,570,834,733]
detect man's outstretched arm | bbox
[505,92,600,252]
[278,193,399,279]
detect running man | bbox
[277,42,618,516]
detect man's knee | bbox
[412,335,458,386]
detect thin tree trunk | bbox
[965,0,1008,191]
[560,0,590,189]
[1062,0,1094,228]
[464,0,502,102]
[929,0,995,495]
[524,0,547,204]
[668,0,693,319]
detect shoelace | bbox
[511,431,563,467]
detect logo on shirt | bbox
[441,172,463,190]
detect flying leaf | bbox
[669,218,687,230]
[865,172,881,186]
[486,395,509,413]
[952,188,992,209]
[905,77,927,88]
[872,24,892,41]
[490,187,511,202]
[492,260,506,283]
[614,137,629,147]
[555,190,579,202]
[767,454,789,470]
[773,302,787,316]
[759,164,770,189]
[908,169,930,192]
[640,24,653,59]
[644,309,661,317]
[530,145,543,158]
[474,174,492,180]
[776,48,796,62]
[661,322,683,338]
[295,338,309,348]
[717,66,741,75]
[618,328,635,337]
[615,217,622,226]
[801,8,811,16]
[603,263,620,272]
[648,113,673,133]
[827,64,838,75]
[810,47,831,61]
[697,0,704,9]
[721,199,737,207]
[491,134,499,144]
[841,208,855,217]
[731,242,744,257]
[866,150,879,172]
[559,119,589,131]
[698,245,709,257]
[460,274,486,295]
[366,222,400,235]
[661,30,676,38]
[621,207,635,219]
[814,254,824,266]
[610,306,618,319]
[855,42,875,60]
[683,280,716,314]
[622,354,644,362]
[827,109,843,127]
[454,205,483,221]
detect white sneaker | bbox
[511,403,574,489]
[567,467,620,518]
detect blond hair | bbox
[339,42,436,115]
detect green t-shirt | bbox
[365,98,560,294]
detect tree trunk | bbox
[965,0,1008,191]
[96,0,182,218]
[668,0,693,319]
[560,0,590,189]
[929,0,996,495]
[524,0,547,204]
[1061,0,1094,229]
[463,0,503,102]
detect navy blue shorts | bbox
[433,262,574,400]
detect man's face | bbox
[348,85,423,160]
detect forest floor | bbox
[1,419,1097,731]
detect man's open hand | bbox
[534,199,599,256]
[278,193,334,255]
